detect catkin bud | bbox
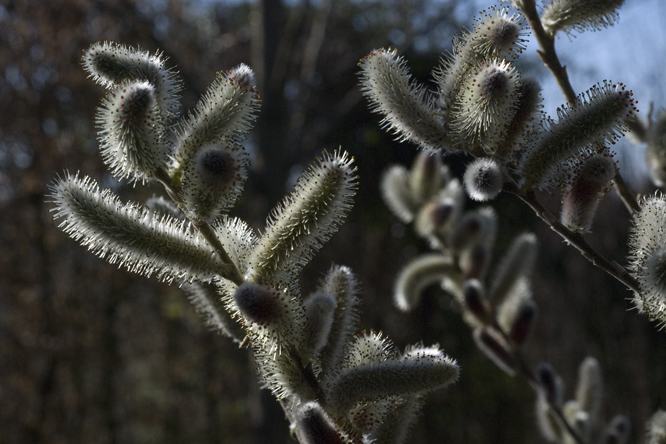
[451,59,520,153]
[501,76,544,155]
[536,362,562,407]
[409,150,448,204]
[327,345,459,412]
[319,265,360,376]
[627,194,666,328]
[460,243,490,281]
[179,142,249,221]
[520,81,636,190]
[248,150,357,283]
[296,402,345,444]
[644,410,666,444]
[473,327,516,376]
[463,157,504,201]
[82,41,181,120]
[489,232,538,304]
[561,154,616,232]
[645,109,666,186]
[96,80,170,183]
[508,299,538,346]
[603,415,631,444]
[48,173,228,284]
[304,291,338,353]
[575,357,603,423]
[468,7,527,59]
[381,165,418,223]
[541,0,625,36]
[463,279,492,325]
[394,254,454,311]
[414,197,456,239]
[233,282,284,326]
[359,48,450,151]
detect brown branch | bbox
[505,184,640,293]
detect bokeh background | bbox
[1,0,665,443]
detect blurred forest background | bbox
[1,0,664,443]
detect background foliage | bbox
[1,0,664,443]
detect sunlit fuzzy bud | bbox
[454,207,497,280]
[339,331,397,371]
[227,63,256,90]
[645,109,666,186]
[536,396,565,443]
[563,400,590,441]
[464,157,504,201]
[414,197,456,239]
[451,59,520,153]
[561,154,616,233]
[48,173,229,283]
[463,279,492,325]
[603,415,631,444]
[520,81,636,190]
[359,48,450,151]
[178,142,249,221]
[489,233,538,304]
[435,8,526,110]
[536,362,562,407]
[473,326,516,376]
[644,410,666,444]
[541,0,625,36]
[468,7,528,59]
[394,254,454,312]
[327,344,459,412]
[575,357,603,425]
[96,80,170,183]
[247,151,357,284]
[365,395,424,444]
[348,399,393,435]
[501,76,544,156]
[508,299,538,346]
[450,212,487,251]
[234,282,284,325]
[213,216,259,275]
[82,42,181,120]
[319,265,361,376]
[220,278,306,356]
[295,402,345,444]
[181,282,244,343]
[381,165,418,223]
[627,194,666,328]
[172,66,259,201]
[409,150,449,204]
[461,243,490,281]
[304,291,338,354]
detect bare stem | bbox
[504,184,640,293]
[519,0,576,105]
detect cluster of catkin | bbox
[361,1,666,442]
[48,42,462,444]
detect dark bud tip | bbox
[535,362,561,406]
[233,282,282,325]
[296,402,345,444]
[509,299,538,346]
[195,145,236,186]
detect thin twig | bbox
[613,171,641,213]
[505,185,640,293]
